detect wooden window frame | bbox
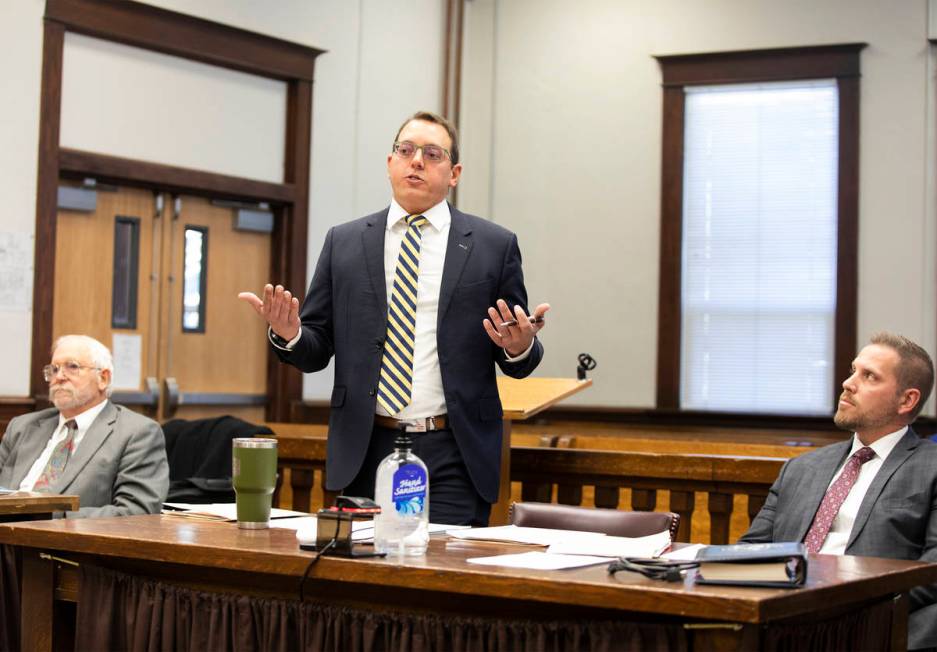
[654,43,866,415]
[33,0,324,420]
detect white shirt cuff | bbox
[504,338,535,362]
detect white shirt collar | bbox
[387,198,451,233]
[849,425,907,462]
[58,398,109,433]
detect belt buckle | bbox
[406,419,427,433]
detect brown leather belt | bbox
[374,414,448,432]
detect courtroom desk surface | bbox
[0,492,78,516]
[1,514,936,625]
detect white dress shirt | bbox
[818,426,907,554]
[19,399,109,491]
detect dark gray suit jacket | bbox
[277,205,543,503]
[740,428,937,648]
[0,401,169,518]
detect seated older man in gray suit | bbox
[741,332,937,650]
[0,335,168,518]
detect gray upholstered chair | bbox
[509,502,680,539]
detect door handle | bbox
[163,376,264,419]
[164,377,180,419]
[111,376,160,408]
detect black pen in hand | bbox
[498,316,546,328]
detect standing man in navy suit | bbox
[240,111,548,525]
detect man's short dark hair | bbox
[393,111,460,165]
[870,331,935,420]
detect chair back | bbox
[509,502,679,539]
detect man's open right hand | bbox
[237,284,301,342]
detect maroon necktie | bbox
[803,446,875,553]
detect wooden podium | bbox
[491,376,592,524]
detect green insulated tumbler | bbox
[232,437,278,529]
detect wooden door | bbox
[158,196,270,422]
[53,184,270,423]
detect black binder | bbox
[694,542,807,588]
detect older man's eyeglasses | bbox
[43,361,100,382]
[393,141,451,164]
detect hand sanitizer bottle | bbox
[373,431,429,556]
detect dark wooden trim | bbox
[268,79,314,422]
[0,397,37,433]
[655,86,685,410]
[31,19,65,400]
[59,149,296,205]
[289,400,331,424]
[45,0,323,81]
[654,43,866,87]
[835,75,861,408]
[655,45,864,415]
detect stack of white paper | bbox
[452,525,673,571]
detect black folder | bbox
[694,542,807,588]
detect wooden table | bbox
[1,515,935,651]
[0,492,78,522]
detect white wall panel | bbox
[61,33,286,183]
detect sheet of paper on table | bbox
[466,551,611,570]
[546,530,672,558]
[446,524,606,546]
[162,503,309,521]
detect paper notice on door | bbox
[0,232,34,311]
[111,333,142,389]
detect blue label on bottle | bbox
[392,464,427,515]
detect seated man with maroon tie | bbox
[0,335,168,518]
[741,332,937,650]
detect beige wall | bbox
[2,0,935,416]
[459,0,937,412]
[0,0,444,397]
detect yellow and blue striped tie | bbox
[377,214,428,414]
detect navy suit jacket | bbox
[740,428,937,648]
[277,205,543,502]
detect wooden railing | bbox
[511,446,784,544]
[265,424,786,544]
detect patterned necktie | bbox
[33,419,78,493]
[803,446,875,553]
[377,214,428,415]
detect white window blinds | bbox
[680,79,838,415]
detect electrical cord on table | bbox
[607,557,699,582]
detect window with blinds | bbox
[679,79,838,415]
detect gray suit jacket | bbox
[0,401,169,518]
[740,429,937,648]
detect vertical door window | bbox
[112,216,140,329]
[182,226,208,333]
